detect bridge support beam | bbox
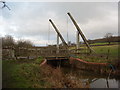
[76,30,80,49]
[49,19,68,48]
[67,12,93,53]
[57,34,59,53]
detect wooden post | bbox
[0,38,2,60]
[57,34,59,54]
[11,48,15,59]
[76,30,80,49]
[36,48,38,59]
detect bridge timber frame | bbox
[67,12,94,53]
[49,19,68,48]
[47,19,69,60]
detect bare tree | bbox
[17,40,33,48]
[2,35,15,47]
[2,35,33,48]
[104,33,113,45]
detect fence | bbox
[2,46,69,60]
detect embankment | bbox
[70,57,120,77]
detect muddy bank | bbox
[69,57,120,77]
[42,56,120,78]
[40,64,89,88]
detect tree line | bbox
[2,35,33,48]
[88,33,120,45]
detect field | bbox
[92,45,119,58]
[72,44,119,63]
[90,42,118,46]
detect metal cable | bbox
[48,22,50,45]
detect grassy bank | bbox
[2,58,86,88]
[2,59,44,88]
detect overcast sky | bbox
[0,1,118,46]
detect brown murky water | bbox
[47,59,120,88]
[62,67,120,88]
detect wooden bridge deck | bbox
[45,56,69,60]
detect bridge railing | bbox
[2,46,93,60]
[70,48,91,54]
[42,49,69,57]
[2,46,70,60]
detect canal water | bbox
[47,59,120,88]
[62,67,120,88]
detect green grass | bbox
[74,44,119,63]
[77,55,113,63]
[90,42,108,45]
[69,42,118,50]
[90,42,118,46]
[34,56,44,64]
[92,45,119,58]
[2,57,50,88]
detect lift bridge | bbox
[2,12,94,60]
[45,12,94,61]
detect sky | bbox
[0,1,118,46]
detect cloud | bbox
[80,9,118,39]
[0,2,118,46]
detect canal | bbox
[46,59,120,88]
[61,66,120,88]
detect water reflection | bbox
[90,79,119,88]
[118,80,120,88]
[62,67,120,88]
